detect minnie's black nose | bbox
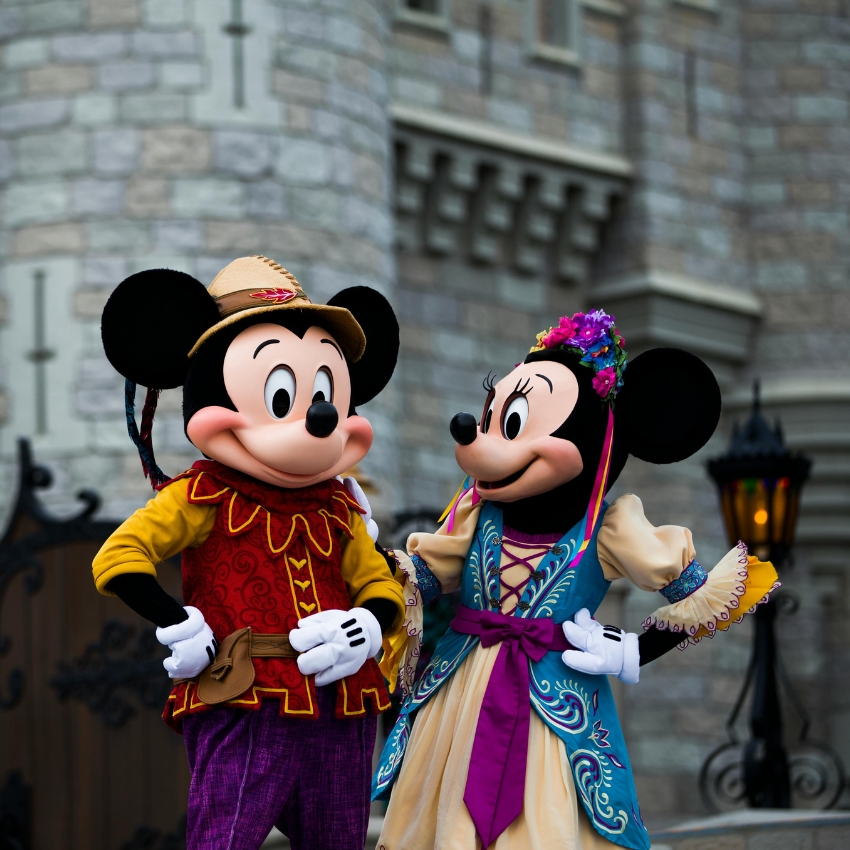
[450,412,478,446]
[306,402,338,438]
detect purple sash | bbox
[450,606,572,848]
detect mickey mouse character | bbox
[92,255,405,850]
[373,311,778,850]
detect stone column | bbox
[0,0,396,520]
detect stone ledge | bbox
[593,270,763,387]
[651,808,850,850]
[390,103,634,178]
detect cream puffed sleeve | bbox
[379,487,483,694]
[598,494,779,643]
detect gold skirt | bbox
[378,643,617,850]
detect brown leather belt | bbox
[196,627,300,706]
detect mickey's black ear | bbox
[102,269,219,389]
[616,348,721,464]
[328,286,399,406]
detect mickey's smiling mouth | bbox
[478,463,533,490]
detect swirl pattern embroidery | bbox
[569,749,629,835]
[529,672,589,735]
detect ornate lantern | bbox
[707,382,810,567]
[700,383,844,811]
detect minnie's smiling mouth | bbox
[478,463,533,490]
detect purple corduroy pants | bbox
[182,685,377,850]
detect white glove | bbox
[561,608,640,684]
[342,475,379,541]
[289,607,382,687]
[155,606,217,680]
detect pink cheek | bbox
[343,415,373,451]
[186,406,250,444]
[535,438,584,472]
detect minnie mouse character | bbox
[92,255,405,850]
[374,311,779,850]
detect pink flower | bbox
[543,325,577,348]
[592,367,617,397]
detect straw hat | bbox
[187,255,366,361]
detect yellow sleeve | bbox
[406,488,482,594]
[92,477,217,595]
[339,510,406,633]
[599,495,778,639]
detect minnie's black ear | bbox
[102,269,219,389]
[616,348,721,464]
[328,286,399,406]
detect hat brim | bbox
[187,301,366,361]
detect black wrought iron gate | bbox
[0,441,188,850]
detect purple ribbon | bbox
[450,606,572,848]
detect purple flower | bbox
[592,367,618,398]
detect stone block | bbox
[73,178,124,215]
[286,104,312,133]
[214,130,272,177]
[25,62,93,97]
[89,0,141,29]
[72,93,117,126]
[277,44,337,82]
[4,38,49,69]
[83,256,127,285]
[3,179,69,226]
[52,32,127,62]
[142,127,211,173]
[289,187,339,229]
[16,130,88,177]
[803,41,850,68]
[205,220,263,253]
[393,76,442,107]
[13,222,84,257]
[0,98,68,133]
[125,176,169,216]
[172,178,245,218]
[326,15,363,54]
[743,126,777,151]
[272,69,325,105]
[21,1,84,34]
[86,220,150,252]
[276,138,332,185]
[246,180,287,220]
[97,61,155,92]
[788,181,832,204]
[74,288,110,319]
[795,96,848,123]
[131,30,196,58]
[749,181,786,206]
[153,219,202,252]
[0,140,13,182]
[143,0,186,27]
[755,261,808,289]
[781,66,825,92]
[94,128,139,175]
[160,62,203,89]
[120,92,186,124]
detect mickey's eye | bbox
[502,396,529,440]
[481,398,495,433]
[312,368,333,404]
[265,366,296,419]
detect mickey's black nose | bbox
[450,412,478,446]
[306,402,338,438]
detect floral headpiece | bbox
[530,309,627,403]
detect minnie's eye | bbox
[481,399,494,433]
[312,368,333,404]
[502,396,529,440]
[265,367,296,419]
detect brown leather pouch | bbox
[196,628,299,706]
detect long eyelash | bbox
[483,372,497,392]
[512,377,532,396]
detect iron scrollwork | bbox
[0,439,119,710]
[51,621,171,729]
[699,590,846,811]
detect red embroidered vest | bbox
[162,461,391,731]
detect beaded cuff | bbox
[412,553,442,605]
[660,559,707,604]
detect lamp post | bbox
[699,382,844,810]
